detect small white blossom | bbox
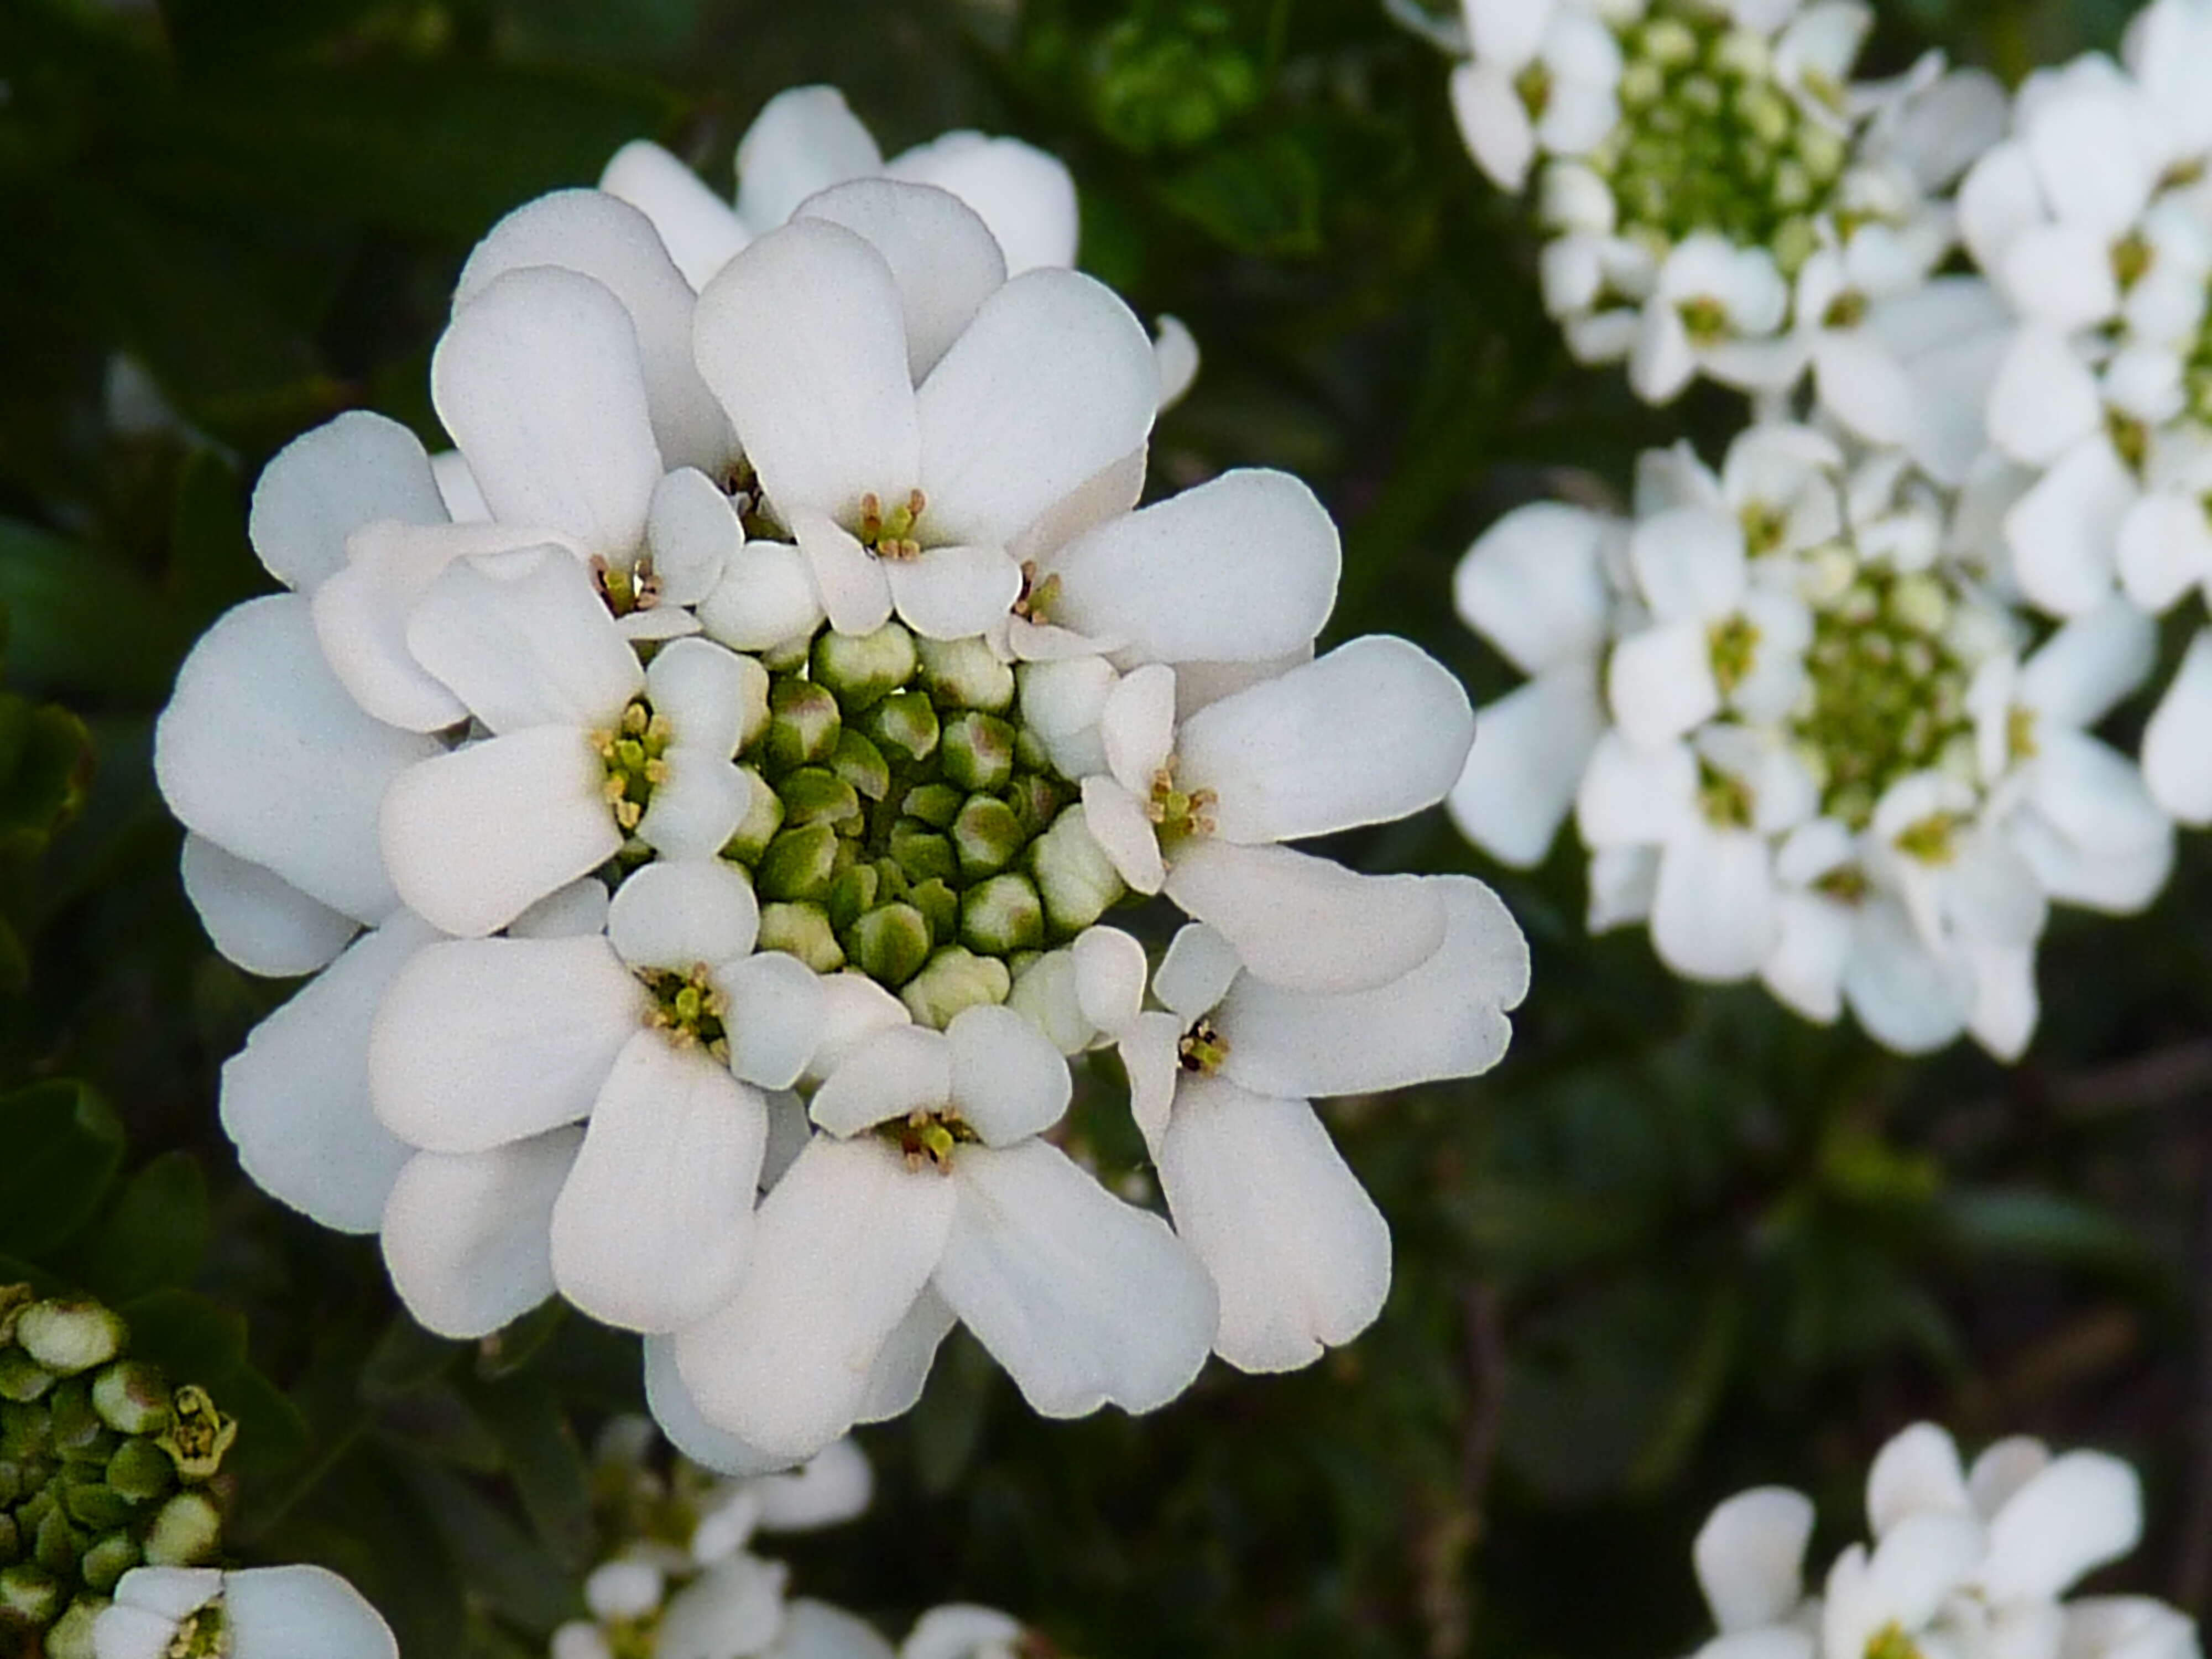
[93,1566,397,1659]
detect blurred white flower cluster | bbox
[156,87,1530,1470]
[1448,0,2212,1058]
[1683,1421,2198,1659]
[552,1427,1025,1659]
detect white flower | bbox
[1448,1,1623,192]
[671,1003,1217,1463]
[901,1606,1026,1659]
[1631,234,1797,403]
[94,1566,396,1659]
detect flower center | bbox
[639,965,731,1060]
[1791,563,1971,830]
[1595,1,1844,271]
[1893,808,1963,865]
[167,1601,228,1659]
[1177,1017,1229,1074]
[856,489,927,561]
[595,699,674,835]
[593,555,663,618]
[885,1107,979,1172]
[1707,612,1762,695]
[158,1384,238,1481]
[1146,758,1216,846]
[1696,760,1756,830]
[1865,1623,1926,1659]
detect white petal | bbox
[180,835,356,979]
[1867,1421,1971,1536]
[1453,501,1612,674]
[599,139,749,290]
[607,859,760,973]
[674,1135,955,1459]
[430,450,489,523]
[1218,875,1527,1097]
[695,218,919,528]
[1078,775,1166,894]
[2005,439,2132,617]
[1014,655,1115,778]
[112,1567,221,1621]
[406,545,643,733]
[1048,469,1342,665]
[856,1286,958,1426]
[917,269,1157,548]
[1587,844,1658,930]
[1998,221,2121,330]
[655,1555,787,1659]
[1176,637,1474,842]
[2030,729,2172,856]
[2119,489,2212,613]
[371,934,644,1152]
[884,544,1024,640]
[155,596,440,924]
[1631,506,1744,622]
[779,1602,898,1659]
[1861,1511,1987,1634]
[1608,619,1723,745]
[550,1033,766,1332]
[509,877,610,940]
[1162,839,1446,995]
[1629,302,1698,403]
[1760,895,1859,1024]
[96,1601,187,1659]
[1070,926,1146,1036]
[431,265,662,559]
[1156,1076,1389,1373]
[2022,601,2155,727]
[1652,825,1777,982]
[947,1003,1071,1144]
[1986,329,2105,466]
[1100,662,1177,795]
[1152,314,1199,410]
[803,972,914,1084]
[2144,629,2212,823]
[900,1605,1026,1659]
[1448,61,1536,191]
[885,130,1079,276]
[1153,922,1243,1021]
[1842,901,1968,1054]
[794,510,897,637]
[700,539,829,650]
[796,178,1008,378]
[1005,949,1090,1056]
[1448,662,1606,869]
[220,913,437,1232]
[380,729,624,938]
[646,468,741,607]
[380,1131,581,1338]
[735,86,883,232]
[811,1023,953,1136]
[226,1566,397,1659]
[1983,1452,2142,1601]
[1695,1488,1814,1634]
[935,1139,1215,1416]
[642,1334,788,1478]
[721,951,827,1092]
[646,635,764,759]
[1969,1436,2051,1519]
[453,188,732,474]
[248,410,445,594]
[749,1437,875,1531]
[1575,730,1696,847]
[1121,1011,1182,1159]
[639,749,757,863]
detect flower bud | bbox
[961,874,1044,955]
[757,903,846,973]
[1030,807,1125,933]
[909,879,959,947]
[142,1490,222,1567]
[45,1596,105,1659]
[916,635,1014,712]
[0,1563,60,1624]
[59,1476,131,1533]
[757,823,841,902]
[812,623,917,711]
[104,1438,174,1504]
[830,729,891,802]
[952,796,1026,877]
[867,691,940,764]
[850,904,933,989]
[899,948,1010,1029]
[888,823,958,886]
[16,1305,123,1379]
[0,1352,52,1404]
[940,713,1015,794]
[826,863,881,933]
[900,781,962,829]
[779,768,863,834]
[90,1363,169,1437]
[763,680,842,771]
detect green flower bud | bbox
[142,1490,221,1567]
[780,767,863,834]
[757,902,846,973]
[1030,807,1126,933]
[763,680,842,771]
[952,796,1026,878]
[889,822,958,886]
[1,1402,47,1460]
[17,1303,125,1378]
[961,874,1045,955]
[899,948,1011,1029]
[827,863,881,933]
[34,1505,80,1575]
[1003,774,1065,837]
[850,904,933,988]
[812,623,917,711]
[915,635,1014,712]
[757,823,841,902]
[104,1438,173,1504]
[758,630,812,674]
[90,1363,169,1437]
[900,782,963,829]
[720,768,785,862]
[59,1476,131,1533]
[79,1532,138,1595]
[940,713,1015,794]
[831,729,891,803]
[0,1350,53,1404]
[0,1563,59,1625]
[867,691,940,764]
[46,1596,106,1659]
[909,879,960,947]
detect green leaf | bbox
[456,1374,595,1569]
[0,1079,124,1256]
[114,1285,248,1381]
[1155,131,1322,256]
[363,1312,463,1401]
[0,516,194,702]
[60,1151,212,1302]
[400,1455,580,1637]
[1943,1187,2163,1278]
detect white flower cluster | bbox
[95,1565,396,1659]
[1445,0,2007,406]
[1452,422,2171,1057]
[157,88,1530,1469]
[553,1426,1022,1659]
[1683,1421,2198,1659]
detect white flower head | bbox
[94,1566,397,1659]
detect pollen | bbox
[1177,1017,1230,1074]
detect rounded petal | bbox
[796,178,1008,378]
[1867,1421,1971,1536]
[406,545,644,734]
[180,834,356,979]
[1078,775,1166,895]
[947,1002,1071,1144]
[642,1334,788,1479]
[380,729,624,938]
[381,1131,581,1338]
[1983,1451,2142,1601]
[1986,326,2104,466]
[916,268,1157,549]
[226,1566,397,1659]
[885,130,1078,276]
[701,540,827,651]
[935,1139,1216,1416]
[719,951,827,1092]
[1176,637,1475,842]
[430,265,661,559]
[1842,901,1968,1055]
[795,510,897,637]
[1217,876,1528,1097]
[1156,1076,1389,1373]
[1449,60,1536,191]
[647,468,742,607]
[1607,619,1724,745]
[735,85,884,233]
[2022,600,2155,728]
[220,913,438,1233]
[1448,660,1606,868]
[248,410,445,595]
[2143,629,2212,823]
[780,1601,898,1659]
[883,544,1024,641]
[901,1605,1026,1659]
[1121,1011,1182,1159]
[1070,925,1146,1036]
[694,218,919,529]
[856,1286,958,1426]
[550,1033,768,1332]
[1652,825,1777,982]
[811,1023,953,1136]
[2119,489,2212,613]
[156,596,441,924]
[1152,922,1241,1021]
[2005,439,2132,617]
[1162,839,1446,995]
[675,1135,956,1460]
[599,139,749,290]
[1047,469,1342,665]
[1453,500,1613,675]
[311,521,521,733]
[1695,1487,1814,1633]
[371,934,645,1152]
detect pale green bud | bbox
[953,795,1026,877]
[90,1363,168,1437]
[105,1437,173,1504]
[827,863,881,932]
[900,948,1011,1029]
[915,634,1014,712]
[851,904,934,989]
[757,824,841,901]
[46,1596,107,1659]
[1640,17,1695,66]
[889,822,958,886]
[0,1564,60,1625]
[721,769,785,863]
[812,623,917,712]
[1030,807,1126,933]
[831,729,891,803]
[731,653,773,752]
[17,1305,123,1379]
[142,1490,222,1567]
[0,1350,52,1404]
[1007,950,1089,1056]
[764,680,842,770]
[940,713,1015,794]
[780,767,863,834]
[961,874,1045,955]
[868,691,940,764]
[758,903,846,973]
[900,782,963,829]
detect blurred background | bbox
[0,0,2200,1654]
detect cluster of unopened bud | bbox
[1587,1,1846,270]
[720,622,1126,1027]
[0,1286,235,1658]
